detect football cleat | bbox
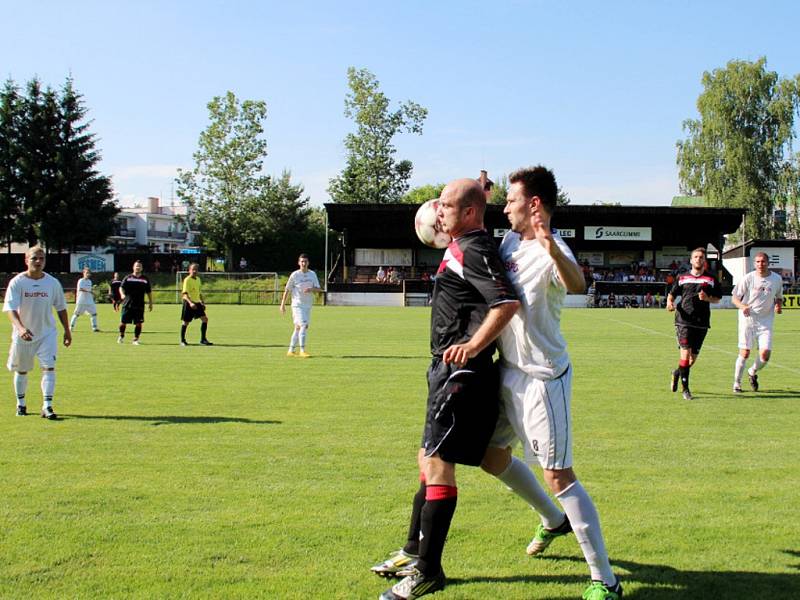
[41,407,57,420]
[16,405,27,417]
[286,350,296,357]
[180,341,188,347]
[682,389,693,401]
[379,567,445,599]
[670,369,679,393]
[371,549,419,578]
[132,339,141,346]
[298,351,311,358]
[527,516,572,556]
[748,371,759,392]
[733,384,743,394]
[582,579,623,600]
[200,339,213,346]
[117,336,124,344]
[93,329,100,332]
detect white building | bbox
[107,197,197,253]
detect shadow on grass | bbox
[449,555,800,599]
[337,355,428,360]
[62,414,282,426]
[689,388,800,401]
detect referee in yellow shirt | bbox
[180,263,212,346]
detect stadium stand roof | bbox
[325,203,745,252]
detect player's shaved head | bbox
[444,178,487,219]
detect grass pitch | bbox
[1,305,798,599]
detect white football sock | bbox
[298,327,307,350]
[41,371,55,407]
[90,314,98,329]
[289,330,299,351]
[753,355,767,372]
[556,480,615,585]
[734,356,747,385]
[70,315,77,329]
[496,457,564,528]
[14,373,28,406]
[749,355,761,375]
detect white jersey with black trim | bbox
[2,272,67,339]
[287,269,320,308]
[497,230,573,380]
[75,278,95,305]
[733,271,783,322]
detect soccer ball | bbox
[414,199,451,249]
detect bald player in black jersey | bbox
[376,179,519,600]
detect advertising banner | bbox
[70,253,114,273]
[585,226,652,241]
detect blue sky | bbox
[3,0,799,207]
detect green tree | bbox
[401,183,445,204]
[677,58,800,239]
[0,79,23,250]
[38,77,116,251]
[177,92,273,264]
[328,68,427,203]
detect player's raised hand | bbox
[532,211,555,255]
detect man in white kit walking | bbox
[280,253,322,357]
[731,251,783,393]
[3,246,72,419]
[70,267,100,332]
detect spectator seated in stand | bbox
[376,266,386,283]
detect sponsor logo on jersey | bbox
[24,291,49,298]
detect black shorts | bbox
[181,301,206,322]
[675,324,708,354]
[121,306,145,324]
[422,356,499,467]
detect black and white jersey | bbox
[669,270,722,329]
[429,229,518,357]
[121,275,151,310]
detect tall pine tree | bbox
[0,79,23,251]
[38,77,116,252]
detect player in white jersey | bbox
[481,166,622,600]
[279,253,322,357]
[731,252,783,393]
[70,267,99,332]
[3,246,72,419]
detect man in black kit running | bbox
[667,247,722,400]
[376,179,520,600]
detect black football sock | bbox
[679,360,690,390]
[118,324,125,337]
[200,322,208,341]
[403,476,427,556]
[416,485,457,576]
[181,324,187,343]
[134,324,142,339]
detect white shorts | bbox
[291,305,312,327]
[73,302,96,316]
[489,364,573,470]
[738,315,773,351]
[7,328,58,372]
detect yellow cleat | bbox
[298,351,311,358]
[286,350,297,357]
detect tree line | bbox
[0,77,117,252]
[2,60,798,266]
